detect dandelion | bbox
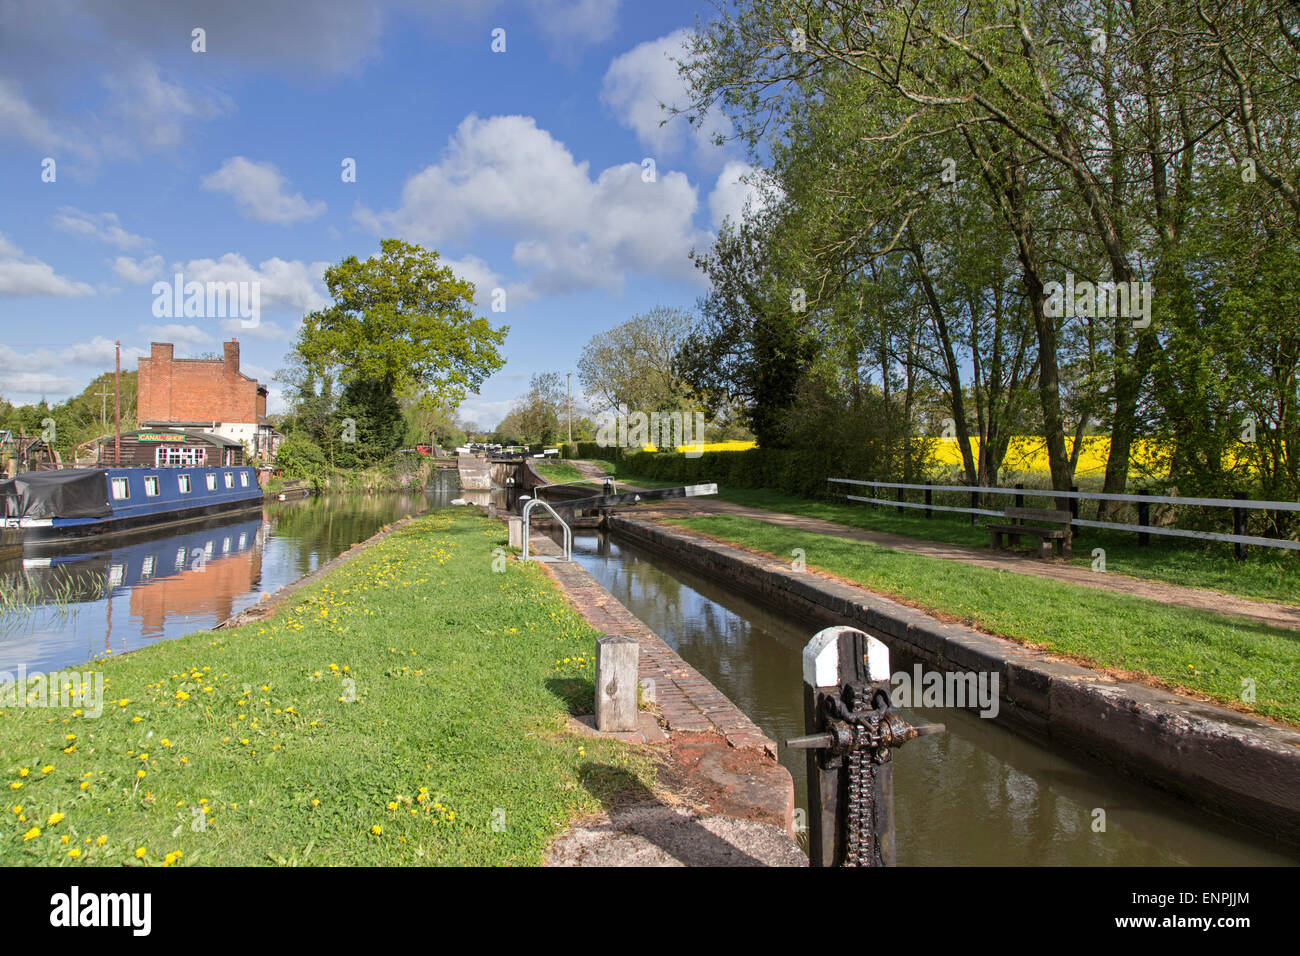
[23,827,40,841]
[67,848,81,858]
[370,825,382,835]
[46,812,63,826]
[135,847,146,859]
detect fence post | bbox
[970,490,978,526]
[924,482,932,519]
[1234,492,1247,561]
[595,635,639,733]
[1069,485,1079,524]
[1138,489,1150,547]
[896,485,905,515]
[1015,483,1024,510]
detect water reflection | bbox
[0,478,458,673]
[573,530,1296,866]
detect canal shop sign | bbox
[136,433,187,442]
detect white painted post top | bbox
[802,626,891,688]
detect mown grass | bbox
[668,514,1300,726]
[534,461,585,485]
[0,509,650,866]
[581,460,683,489]
[711,487,1300,606]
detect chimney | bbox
[224,339,239,372]
[151,342,174,362]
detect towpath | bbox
[630,496,1300,631]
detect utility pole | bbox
[113,340,121,467]
[94,384,112,428]
[566,372,572,445]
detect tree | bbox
[500,373,566,445]
[295,238,507,401]
[578,307,696,413]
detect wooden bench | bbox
[987,507,1073,559]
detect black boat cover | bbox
[0,469,112,519]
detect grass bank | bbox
[668,515,1300,726]
[705,487,1300,606]
[533,461,585,485]
[0,509,650,866]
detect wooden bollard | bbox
[595,635,639,733]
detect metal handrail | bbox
[519,497,572,561]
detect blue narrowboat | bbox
[0,466,264,548]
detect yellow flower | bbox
[135,847,146,859]
[370,825,382,835]
[386,801,398,811]
[17,768,28,778]
[96,834,107,846]
[160,739,171,747]
[136,770,146,778]
[40,765,53,774]
[311,799,320,808]
[67,847,81,858]
[9,782,21,791]
[46,812,63,826]
[22,827,40,841]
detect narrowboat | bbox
[0,466,263,548]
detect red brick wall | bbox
[138,340,261,424]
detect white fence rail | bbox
[829,478,1300,554]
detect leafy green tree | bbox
[294,241,502,411]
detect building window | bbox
[143,476,160,497]
[206,474,217,491]
[239,471,249,487]
[178,474,191,494]
[223,472,234,489]
[156,446,206,467]
[111,477,130,500]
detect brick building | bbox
[137,340,279,461]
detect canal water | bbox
[0,470,463,674]
[571,529,1295,866]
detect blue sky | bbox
[0,0,762,428]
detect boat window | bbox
[224,472,234,489]
[178,474,191,494]
[175,548,186,571]
[111,477,130,500]
[206,474,217,491]
[143,476,160,497]
[141,555,155,578]
[240,471,249,487]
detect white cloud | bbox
[202,157,326,225]
[54,208,149,249]
[0,78,71,154]
[113,255,165,283]
[708,161,780,230]
[99,63,233,155]
[176,253,331,314]
[601,29,730,160]
[454,396,516,430]
[441,254,534,310]
[0,234,95,298]
[358,114,709,293]
[138,323,213,346]
[0,337,147,402]
[526,0,621,50]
